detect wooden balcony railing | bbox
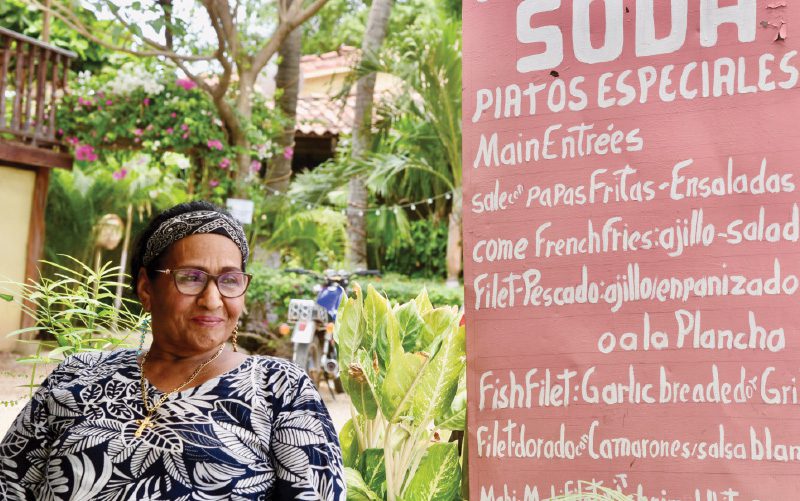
[0,27,76,147]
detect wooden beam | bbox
[0,140,72,170]
[20,166,50,333]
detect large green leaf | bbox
[335,296,364,367]
[380,351,428,421]
[400,442,461,501]
[395,300,425,353]
[359,448,387,500]
[410,324,465,426]
[365,286,402,371]
[344,349,380,419]
[414,288,434,316]
[345,467,382,501]
[435,368,466,431]
[339,418,360,468]
[420,306,458,355]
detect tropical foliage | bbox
[57,64,285,199]
[1,257,148,394]
[335,285,466,500]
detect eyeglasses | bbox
[156,268,252,298]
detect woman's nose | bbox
[197,278,224,308]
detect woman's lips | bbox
[191,316,224,326]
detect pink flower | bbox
[207,139,224,151]
[250,160,261,173]
[143,98,151,106]
[75,144,98,162]
[146,124,153,131]
[112,168,128,180]
[66,136,79,145]
[209,179,220,188]
[166,127,174,134]
[170,112,177,118]
[133,128,143,137]
[105,100,113,106]
[176,78,197,90]
[77,97,93,106]
[181,124,189,132]
[283,146,294,160]
[57,128,64,136]
[218,158,231,169]
[182,132,190,139]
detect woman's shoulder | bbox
[46,349,137,387]
[248,355,306,381]
[244,356,315,399]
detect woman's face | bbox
[137,233,245,355]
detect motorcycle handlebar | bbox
[283,268,381,279]
[352,269,381,277]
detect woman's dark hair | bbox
[129,200,245,298]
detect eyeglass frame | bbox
[155,268,252,298]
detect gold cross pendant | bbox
[134,415,155,438]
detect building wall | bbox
[301,71,403,98]
[0,165,35,351]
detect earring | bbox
[137,318,150,356]
[231,324,239,352]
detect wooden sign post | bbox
[463,1,800,499]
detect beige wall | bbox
[0,166,35,352]
[301,71,403,98]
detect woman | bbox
[0,201,345,500]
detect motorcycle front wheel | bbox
[293,336,323,385]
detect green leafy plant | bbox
[1,256,148,393]
[356,274,463,308]
[335,285,466,500]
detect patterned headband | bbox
[142,210,249,267]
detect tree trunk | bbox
[233,79,255,195]
[346,0,393,269]
[445,187,462,287]
[267,23,303,193]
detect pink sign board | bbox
[463,1,800,499]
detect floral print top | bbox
[0,350,345,500]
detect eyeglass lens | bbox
[173,269,248,297]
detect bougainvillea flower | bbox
[166,127,174,134]
[209,179,220,188]
[112,168,128,180]
[182,132,190,139]
[181,124,189,131]
[77,97,93,106]
[176,78,197,90]
[283,146,294,160]
[207,139,224,150]
[250,160,261,173]
[170,112,177,118]
[75,144,98,162]
[66,136,79,145]
[143,98,151,106]
[105,100,113,106]
[133,128,144,137]
[218,158,231,169]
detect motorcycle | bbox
[281,268,380,393]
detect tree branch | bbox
[250,0,329,76]
[26,0,216,61]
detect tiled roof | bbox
[296,93,356,137]
[300,46,358,77]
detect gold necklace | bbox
[135,344,226,438]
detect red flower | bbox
[176,78,197,90]
[75,144,98,162]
